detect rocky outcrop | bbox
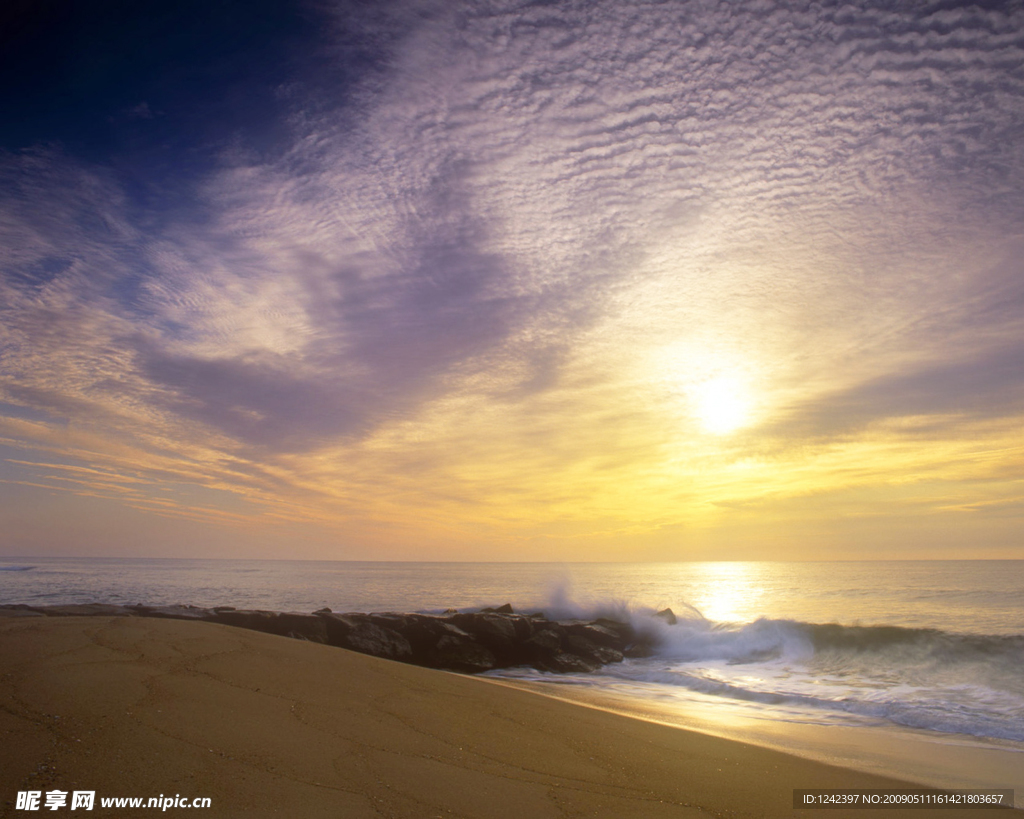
[0,602,664,676]
[321,614,413,660]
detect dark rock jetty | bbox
[0,602,676,675]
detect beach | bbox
[1,616,1014,818]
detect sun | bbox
[692,376,751,435]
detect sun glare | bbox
[687,562,765,623]
[692,376,751,435]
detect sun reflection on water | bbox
[684,562,766,624]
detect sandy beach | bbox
[0,616,1015,818]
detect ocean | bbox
[3,558,1022,800]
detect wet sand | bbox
[0,616,1015,818]
[494,678,1024,807]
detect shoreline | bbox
[485,677,1024,807]
[2,616,1018,818]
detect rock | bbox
[452,613,516,642]
[319,612,371,636]
[481,603,514,614]
[562,635,624,665]
[593,618,635,644]
[314,607,332,614]
[394,615,472,664]
[450,612,526,664]
[206,609,325,643]
[565,634,599,657]
[521,628,566,669]
[367,613,409,629]
[345,624,412,661]
[356,612,499,672]
[591,646,624,664]
[565,622,627,649]
[655,608,677,625]
[623,642,657,659]
[524,628,562,653]
[505,614,537,641]
[318,612,359,643]
[429,636,497,673]
[536,652,600,673]
[274,613,328,643]
[319,613,412,661]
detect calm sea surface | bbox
[3,558,1022,796]
[2,558,1021,633]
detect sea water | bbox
[2,558,1022,798]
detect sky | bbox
[1,0,1023,561]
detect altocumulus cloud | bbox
[1,0,1024,553]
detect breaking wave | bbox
[500,598,1024,743]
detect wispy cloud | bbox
[2,0,1023,557]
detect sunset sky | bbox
[2,0,1023,561]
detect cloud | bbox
[1,0,1023,553]
[770,339,1024,441]
[757,241,1024,439]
